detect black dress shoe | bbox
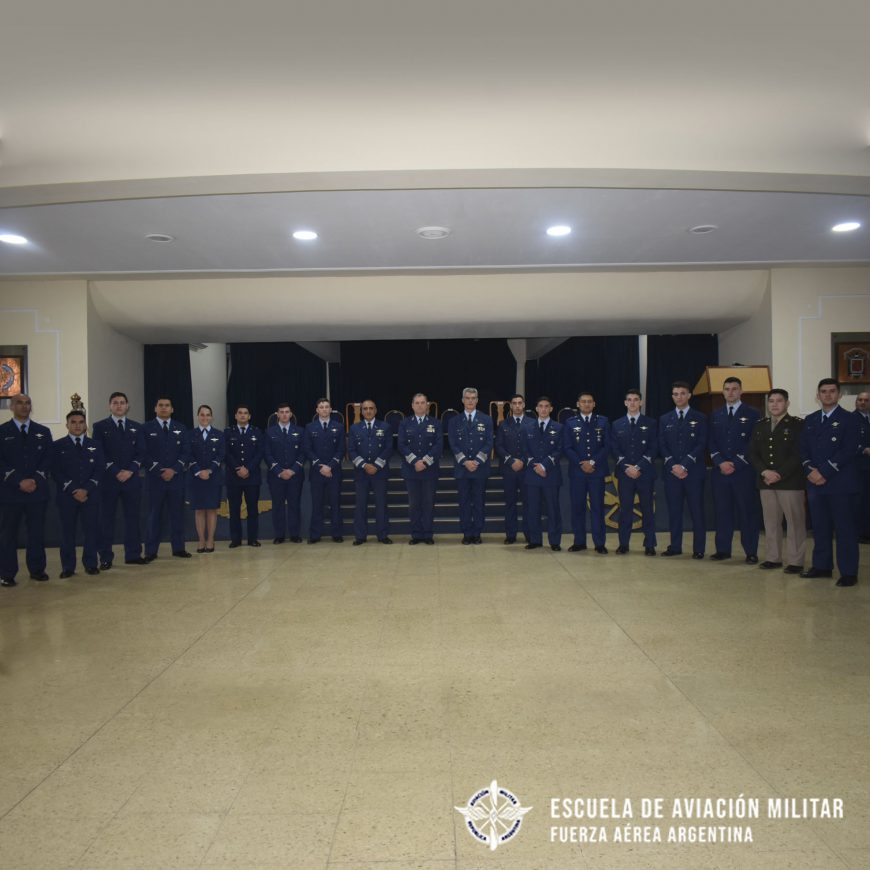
[1,577,17,587]
[462,536,472,545]
[692,553,704,560]
[759,561,783,570]
[308,538,320,544]
[504,537,516,545]
[205,547,215,553]
[551,544,562,552]
[836,575,858,587]
[248,541,260,548]
[645,547,656,556]
[99,561,112,571]
[710,552,731,561]
[378,537,393,544]
[783,565,802,574]
[424,538,434,545]
[273,538,285,545]
[408,538,420,545]
[353,539,365,546]
[143,555,157,563]
[332,536,344,543]
[172,550,192,558]
[616,545,629,555]
[59,570,74,579]
[290,537,302,543]
[595,545,608,554]
[661,549,681,557]
[85,567,100,576]
[125,557,147,565]
[472,535,482,544]
[745,555,758,564]
[525,543,542,550]
[568,544,587,552]
[800,567,833,579]
[196,547,206,554]
[228,541,241,549]
[30,572,49,581]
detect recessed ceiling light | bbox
[416,226,451,240]
[145,233,174,243]
[689,224,718,234]
[292,230,318,241]
[0,233,28,245]
[546,225,572,237]
[831,221,861,232]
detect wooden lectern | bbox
[692,366,772,416]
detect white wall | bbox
[189,343,227,427]
[717,273,772,372]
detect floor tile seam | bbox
[0,566,284,824]
[546,557,846,856]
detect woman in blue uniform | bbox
[189,404,225,552]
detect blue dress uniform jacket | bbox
[188,427,225,510]
[264,423,306,540]
[855,408,870,540]
[304,418,346,540]
[563,413,610,548]
[92,416,145,564]
[448,411,493,538]
[0,418,52,580]
[398,415,443,541]
[142,418,191,556]
[51,435,105,573]
[225,425,264,544]
[800,406,860,577]
[708,403,761,558]
[495,415,536,541]
[523,420,563,547]
[611,415,657,550]
[658,408,708,555]
[348,419,393,541]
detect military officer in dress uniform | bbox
[563,391,610,554]
[264,402,305,544]
[142,397,191,561]
[93,391,146,569]
[225,404,264,548]
[348,399,393,545]
[398,393,442,545]
[448,387,493,544]
[495,394,535,544]
[189,404,224,553]
[51,410,105,577]
[854,391,870,544]
[748,388,806,573]
[610,389,657,555]
[708,377,761,563]
[799,378,860,587]
[304,398,346,543]
[659,381,708,559]
[523,396,563,551]
[0,394,52,586]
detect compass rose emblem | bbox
[455,780,532,851]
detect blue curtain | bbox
[144,344,193,425]
[645,333,719,419]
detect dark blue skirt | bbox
[189,471,223,510]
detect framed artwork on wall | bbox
[0,346,28,408]
[835,341,870,385]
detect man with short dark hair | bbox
[225,404,264,547]
[800,379,860,586]
[348,399,393,545]
[0,394,52,586]
[495,394,535,544]
[854,391,870,544]
[304,398,346,543]
[51,411,105,578]
[523,397,564,551]
[708,376,761,563]
[93,391,146,568]
[264,403,304,544]
[398,393,442,545]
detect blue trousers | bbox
[502,468,529,541]
[457,476,487,536]
[145,478,185,555]
[98,482,142,563]
[268,476,302,539]
[664,473,706,554]
[0,501,47,579]
[405,477,436,540]
[309,471,342,539]
[353,472,389,540]
[58,496,100,572]
[568,473,606,547]
[712,468,761,556]
[857,469,870,539]
[526,485,561,547]
[616,475,656,549]
[807,488,858,576]
[227,484,260,543]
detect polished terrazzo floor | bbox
[1,534,868,869]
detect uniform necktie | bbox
[282,427,288,436]
[241,427,247,435]
[20,423,27,439]
[822,414,829,425]
[539,420,545,432]
[75,437,82,450]
[322,421,328,430]
[467,414,473,423]
[678,410,684,421]
[162,421,169,434]
[117,419,124,433]
[417,417,423,425]
[367,422,372,431]
[584,416,589,424]
[630,417,636,428]
[515,417,522,425]
[203,429,209,441]
[728,406,735,418]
